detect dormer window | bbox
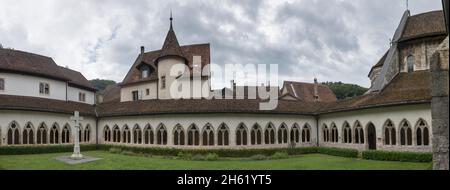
[138,64,151,79]
[407,55,414,73]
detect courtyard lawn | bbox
[0,151,432,170]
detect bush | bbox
[121,150,137,156]
[192,154,206,161]
[316,147,359,158]
[362,150,432,162]
[0,144,100,155]
[177,152,193,160]
[250,154,268,160]
[109,148,122,154]
[272,151,289,159]
[205,153,219,161]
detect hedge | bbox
[0,144,100,155]
[362,150,432,162]
[316,147,359,158]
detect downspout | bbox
[315,115,320,147]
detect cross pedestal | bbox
[70,111,84,160]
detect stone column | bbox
[431,36,449,170]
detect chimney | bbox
[313,78,319,102]
[140,46,145,54]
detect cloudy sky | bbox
[0,0,443,89]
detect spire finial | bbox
[170,10,173,29]
[406,0,409,10]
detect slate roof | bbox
[399,10,447,42]
[281,81,337,102]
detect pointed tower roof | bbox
[155,12,187,64]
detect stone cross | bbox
[70,111,84,160]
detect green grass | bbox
[0,151,432,170]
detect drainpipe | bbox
[316,115,320,147]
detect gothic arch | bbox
[103,125,111,142]
[122,125,131,144]
[330,123,339,143]
[251,123,263,145]
[112,125,121,143]
[202,123,214,146]
[133,124,142,144]
[342,121,352,143]
[264,122,276,144]
[62,124,71,144]
[83,124,91,143]
[383,119,396,145]
[399,119,412,146]
[22,122,35,145]
[7,121,21,145]
[217,123,229,146]
[37,122,48,144]
[278,123,288,144]
[236,123,248,146]
[353,120,364,144]
[187,124,199,146]
[144,124,154,144]
[50,123,60,144]
[322,124,329,142]
[173,124,185,146]
[290,123,300,143]
[415,118,430,146]
[78,124,84,143]
[302,123,311,143]
[156,123,167,145]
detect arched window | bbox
[407,55,414,73]
[23,123,34,145]
[7,121,20,145]
[133,125,142,144]
[173,124,185,145]
[62,125,70,144]
[144,124,154,144]
[383,120,396,145]
[202,124,214,146]
[37,123,47,144]
[415,119,430,146]
[343,122,352,143]
[217,123,229,146]
[354,121,364,144]
[123,125,131,144]
[278,123,288,144]
[157,124,167,145]
[188,124,200,146]
[78,124,83,143]
[251,124,262,145]
[84,125,91,142]
[103,125,111,142]
[400,120,412,146]
[331,123,338,143]
[50,124,60,144]
[113,125,121,143]
[322,124,329,142]
[290,123,300,143]
[302,124,311,143]
[236,123,247,146]
[264,123,275,144]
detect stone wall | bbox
[431,36,449,170]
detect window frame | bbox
[39,82,50,95]
[0,78,4,91]
[132,91,139,101]
[161,76,166,89]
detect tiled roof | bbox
[101,84,121,103]
[156,24,186,63]
[281,81,337,102]
[58,66,96,91]
[368,51,388,76]
[400,10,447,42]
[0,94,96,116]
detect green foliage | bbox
[322,81,368,100]
[192,154,206,161]
[0,144,100,155]
[362,150,432,162]
[109,148,122,154]
[205,153,219,161]
[89,79,116,91]
[250,154,268,160]
[271,151,289,159]
[316,147,359,158]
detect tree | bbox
[89,79,116,91]
[322,81,368,100]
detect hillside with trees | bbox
[322,82,368,100]
[89,79,116,91]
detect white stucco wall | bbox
[318,104,432,152]
[0,73,67,101]
[98,113,317,149]
[0,110,97,145]
[120,82,157,102]
[67,86,95,105]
